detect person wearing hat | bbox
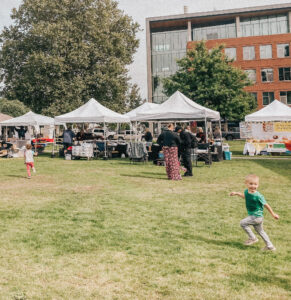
[175,125,195,177]
[157,123,182,180]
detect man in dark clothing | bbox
[63,127,75,150]
[15,126,27,139]
[175,126,195,177]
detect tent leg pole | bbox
[104,122,107,159]
[205,116,208,143]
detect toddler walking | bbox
[24,144,36,179]
[230,174,279,251]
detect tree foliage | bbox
[163,42,257,121]
[0,98,30,117]
[0,0,139,116]
[126,83,144,112]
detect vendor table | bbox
[243,142,288,155]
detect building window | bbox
[280,91,291,104]
[260,45,272,59]
[245,69,256,82]
[261,69,273,82]
[277,43,290,58]
[192,21,236,41]
[250,92,257,102]
[243,46,255,60]
[225,48,236,60]
[279,67,291,81]
[262,92,274,105]
[241,14,288,37]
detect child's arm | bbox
[264,203,279,220]
[229,192,245,198]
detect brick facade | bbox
[187,33,291,109]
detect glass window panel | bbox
[287,92,291,104]
[245,69,256,82]
[263,92,274,105]
[277,44,289,58]
[225,48,236,60]
[243,46,255,60]
[261,69,273,82]
[260,45,272,59]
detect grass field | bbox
[0,152,291,299]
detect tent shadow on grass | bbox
[120,173,169,181]
[252,159,291,181]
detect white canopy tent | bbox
[125,101,160,121]
[54,98,130,158]
[0,111,54,126]
[55,98,130,123]
[135,91,220,141]
[135,91,220,121]
[245,99,291,122]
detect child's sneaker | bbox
[32,167,36,173]
[244,238,258,245]
[27,176,31,179]
[261,246,276,251]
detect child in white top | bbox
[24,144,36,178]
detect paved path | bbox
[232,156,291,160]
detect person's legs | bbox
[163,147,171,179]
[26,163,32,177]
[240,216,258,241]
[183,148,192,176]
[170,147,181,180]
[31,162,36,173]
[253,218,274,248]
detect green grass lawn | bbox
[0,155,290,299]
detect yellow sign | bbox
[274,122,291,132]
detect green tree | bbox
[126,83,145,112]
[0,98,29,117]
[0,0,139,116]
[163,42,257,122]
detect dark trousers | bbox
[182,148,192,175]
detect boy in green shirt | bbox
[230,174,279,251]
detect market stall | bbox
[0,111,55,157]
[54,98,130,159]
[241,100,291,155]
[135,91,222,164]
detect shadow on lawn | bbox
[253,159,291,181]
[193,235,246,250]
[120,173,169,181]
[231,272,291,292]
[5,174,26,179]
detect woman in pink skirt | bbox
[157,123,182,180]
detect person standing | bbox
[63,126,75,151]
[175,126,195,177]
[24,144,36,179]
[157,123,181,180]
[143,128,153,142]
[16,126,27,140]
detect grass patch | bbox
[0,156,290,299]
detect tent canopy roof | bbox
[125,101,160,120]
[135,91,220,121]
[0,113,13,122]
[245,100,291,121]
[0,111,54,126]
[55,98,130,123]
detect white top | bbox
[25,150,34,163]
[55,98,130,123]
[135,91,220,121]
[245,100,291,122]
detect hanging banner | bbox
[239,122,252,139]
[274,122,291,132]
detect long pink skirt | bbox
[163,146,182,180]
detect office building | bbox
[146,3,291,108]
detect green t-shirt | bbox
[244,189,267,217]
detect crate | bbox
[224,151,232,160]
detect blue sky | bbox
[0,0,290,98]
